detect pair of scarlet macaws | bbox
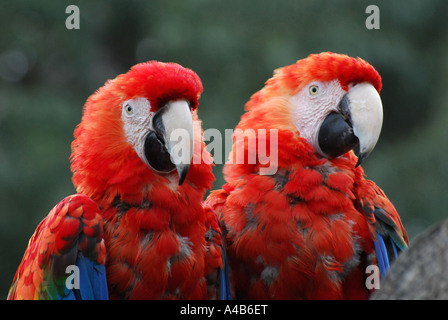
[7,52,407,300]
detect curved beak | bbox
[318,82,383,167]
[145,100,194,185]
[349,83,383,166]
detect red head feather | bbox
[227,52,382,179]
[268,52,382,96]
[112,61,203,111]
[70,61,211,205]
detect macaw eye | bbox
[309,85,319,95]
[124,104,134,115]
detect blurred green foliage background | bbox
[1,0,448,298]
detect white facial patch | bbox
[121,97,154,162]
[291,80,345,150]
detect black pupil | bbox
[127,105,132,112]
[312,87,317,92]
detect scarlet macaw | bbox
[8,61,230,300]
[206,52,408,299]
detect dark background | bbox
[1,0,448,298]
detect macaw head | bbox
[244,52,383,167]
[71,61,213,203]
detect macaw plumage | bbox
[206,52,408,299]
[8,61,229,300]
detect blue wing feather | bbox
[374,231,405,279]
[220,252,232,300]
[373,233,389,278]
[62,253,108,300]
